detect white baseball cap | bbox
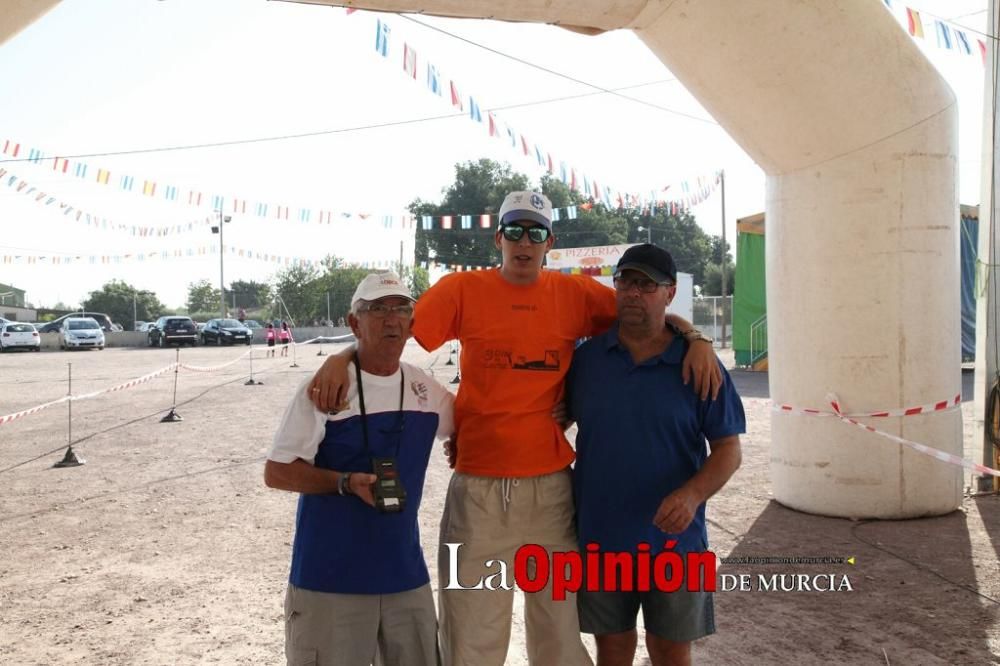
[351,271,415,308]
[498,191,553,231]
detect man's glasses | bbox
[501,224,551,243]
[359,303,414,318]
[612,276,673,293]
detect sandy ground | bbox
[0,341,998,665]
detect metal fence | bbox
[692,295,733,348]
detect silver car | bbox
[60,317,105,351]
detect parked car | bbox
[0,321,41,352]
[59,317,105,350]
[136,322,156,333]
[201,318,253,346]
[148,316,198,347]
[39,312,116,333]
[242,319,263,330]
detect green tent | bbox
[733,214,766,367]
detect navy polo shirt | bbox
[567,324,746,556]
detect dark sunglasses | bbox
[500,224,551,243]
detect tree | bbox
[187,279,220,314]
[227,279,272,309]
[412,159,531,267]
[272,264,323,325]
[82,280,166,330]
[702,263,736,295]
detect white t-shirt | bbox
[269,361,454,464]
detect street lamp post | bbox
[211,208,231,322]
[637,225,652,243]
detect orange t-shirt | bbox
[413,269,616,477]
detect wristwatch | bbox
[680,328,714,344]
[338,472,353,496]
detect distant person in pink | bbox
[280,321,293,357]
[266,323,277,358]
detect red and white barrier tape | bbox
[0,395,70,426]
[827,393,1000,477]
[774,392,999,477]
[774,394,961,418]
[180,348,253,372]
[0,341,322,429]
[71,363,178,401]
[0,362,178,425]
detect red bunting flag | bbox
[449,81,463,110]
[403,44,417,79]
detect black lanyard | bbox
[354,353,405,457]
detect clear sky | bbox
[0,0,989,309]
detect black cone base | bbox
[160,409,183,423]
[53,446,85,468]
[316,350,326,356]
[245,378,262,385]
[290,363,300,368]
[450,373,461,385]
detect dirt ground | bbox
[0,341,998,665]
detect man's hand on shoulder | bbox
[308,349,353,412]
[680,337,722,400]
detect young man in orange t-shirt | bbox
[308,191,720,665]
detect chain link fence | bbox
[693,295,732,348]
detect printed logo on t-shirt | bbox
[482,348,560,372]
[409,380,429,407]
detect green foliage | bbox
[272,263,323,325]
[227,279,272,309]
[397,263,430,300]
[702,262,736,295]
[81,280,166,330]
[187,279,221,314]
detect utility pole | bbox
[212,207,231,322]
[720,170,728,349]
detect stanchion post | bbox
[317,341,326,356]
[445,340,455,366]
[290,339,300,368]
[161,348,183,422]
[54,362,84,468]
[246,345,262,385]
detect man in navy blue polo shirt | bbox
[265,272,454,666]
[567,244,745,666]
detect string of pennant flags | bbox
[0,245,402,270]
[363,13,723,214]
[0,168,217,237]
[1,143,720,237]
[884,0,989,64]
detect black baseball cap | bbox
[614,243,677,284]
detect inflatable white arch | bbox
[2,1,962,518]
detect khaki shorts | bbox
[437,469,592,666]
[284,583,440,665]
